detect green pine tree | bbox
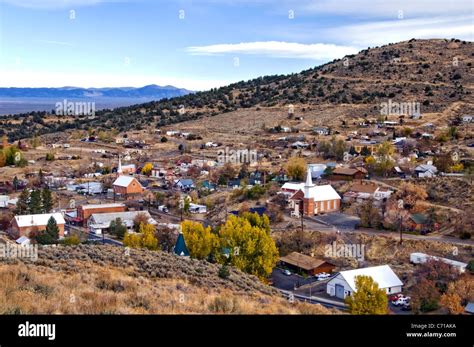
[15,189,30,215]
[29,189,43,214]
[36,216,60,244]
[41,188,53,213]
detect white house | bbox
[0,195,9,208]
[327,265,403,299]
[88,211,156,235]
[415,164,438,177]
[189,203,207,214]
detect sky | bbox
[0,0,472,91]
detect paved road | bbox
[298,215,473,247]
[87,233,123,246]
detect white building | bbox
[88,211,157,235]
[327,265,403,299]
[189,203,207,214]
[410,252,467,273]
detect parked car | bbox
[316,272,331,281]
[401,303,412,311]
[290,211,299,218]
[389,294,403,302]
[283,269,292,276]
[392,296,410,306]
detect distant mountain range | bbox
[0,84,193,99]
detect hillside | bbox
[1,38,472,141]
[0,243,334,314]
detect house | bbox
[289,169,341,216]
[88,211,156,235]
[201,180,217,191]
[410,253,467,273]
[15,236,31,246]
[228,178,241,189]
[113,176,144,198]
[327,265,403,299]
[330,167,367,181]
[176,178,195,191]
[189,203,207,214]
[77,203,126,225]
[10,213,66,239]
[343,182,393,203]
[313,127,329,135]
[248,171,264,186]
[279,252,335,275]
[173,232,190,257]
[353,141,379,154]
[291,141,309,149]
[151,167,166,178]
[465,302,474,314]
[0,195,9,208]
[415,164,437,177]
[408,214,431,231]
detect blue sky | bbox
[0,0,472,90]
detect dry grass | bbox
[0,244,336,314]
[0,263,333,314]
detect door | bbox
[335,284,345,299]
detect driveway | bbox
[271,268,318,291]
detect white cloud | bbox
[186,41,359,60]
[326,15,473,47]
[0,69,231,91]
[301,0,472,18]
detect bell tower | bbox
[303,167,314,216]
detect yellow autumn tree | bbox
[181,220,218,259]
[123,232,141,248]
[139,223,158,250]
[123,223,158,250]
[346,275,388,315]
[217,215,279,280]
[285,157,307,181]
[141,162,153,176]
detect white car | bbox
[316,272,331,280]
[392,296,410,306]
[290,211,299,218]
[283,269,292,276]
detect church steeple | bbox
[304,166,313,199]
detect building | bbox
[408,214,431,231]
[415,164,437,177]
[189,203,207,214]
[343,182,392,203]
[327,265,403,299]
[113,175,144,199]
[10,213,66,239]
[279,252,335,275]
[288,169,341,216]
[77,203,126,225]
[410,253,467,273]
[330,167,367,181]
[313,127,329,136]
[88,210,156,235]
[176,178,195,191]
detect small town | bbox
[0,0,472,345]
